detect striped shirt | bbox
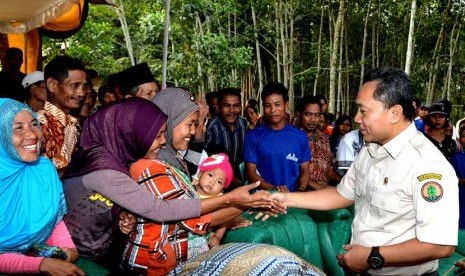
[205,116,247,165]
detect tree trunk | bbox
[444,23,460,100]
[251,4,264,102]
[313,1,324,96]
[113,0,135,66]
[279,0,288,88]
[161,0,171,89]
[337,16,344,115]
[405,0,416,75]
[275,1,281,83]
[426,0,450,103]
[329,0,345,114]
[288,0,295,113]
[359,0,372,88]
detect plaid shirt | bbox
[122,159,211,274]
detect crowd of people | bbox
[0,47,463,275]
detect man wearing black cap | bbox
[119,63,159,100]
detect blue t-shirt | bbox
[244,124,311,191]
[451,151,465,229]
[414,118,425,133]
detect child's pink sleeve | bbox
[46,220,76,248]
[0,253,43,273]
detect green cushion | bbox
[223,208,323,269]
[309,208,353,276]
[0,258,109,276]
[75,258,109,276]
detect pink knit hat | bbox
[198,153,233,189]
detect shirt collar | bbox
[367,123,417,159]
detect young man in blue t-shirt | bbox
[244,82,310,192]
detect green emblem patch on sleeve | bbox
[421,181,443,202]
[417,173,442,182]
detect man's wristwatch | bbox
[367,246,384,270]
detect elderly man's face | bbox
[47,70,88,114]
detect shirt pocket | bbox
[368,194,402,232]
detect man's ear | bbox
[46,77,58,94]
[390,104,403,123]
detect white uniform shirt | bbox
[336,129,364,169]
[337,123,458,275]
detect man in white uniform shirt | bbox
[273,67,458,275]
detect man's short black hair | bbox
[297,95,322,114]
[364,67,414,121]
[218,88,241,104]
[261,82,289,103]
[44,55,85,84]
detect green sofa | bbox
[223,207,353,275]
[439,229,465,275]
[223,207,464,276]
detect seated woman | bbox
[120,88,273,274]
[62,98,275,267]
[0,99,83,275]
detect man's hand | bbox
[39,258,85,276]
[226,182,287,214]
[336,244,371,273]
[454,260,465,274]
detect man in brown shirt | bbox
[38,55,88,177]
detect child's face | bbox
[197,168,226,197]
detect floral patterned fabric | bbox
[170,243,325,276]
[37,101,79,170]
[307,130,334,185]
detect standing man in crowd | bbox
[38,55,88,177]
[298,95,339,189]
[0,47,27,101]
[119,63,159,100]
[413,97,425,133]
[205,88,247,186]
[245,82,310,192]
[273,67,458,275]
[22,71,47,112]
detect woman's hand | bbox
[225,182,287,214]
[39,258,85,276]
[61,248,78,263]
[119,211,136,235]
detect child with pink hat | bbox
[191,153,233,249]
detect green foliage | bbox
[40,0,465,109]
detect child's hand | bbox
[226,217,252,229]
[119,211,136,235]
[207,233,221,248]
